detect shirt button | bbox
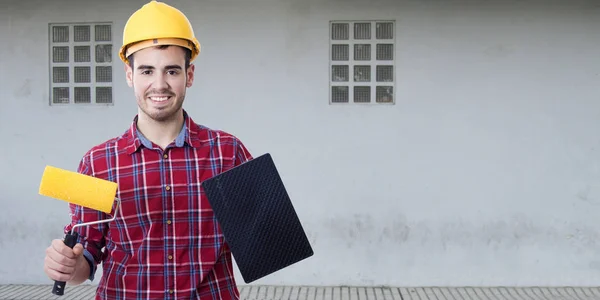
[163,154,168,159]
[168,255,173,260]
[169,290,173,294]
[167,220,172,225]
[165,185,171,191]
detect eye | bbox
[167,70,179,75]
[141,70,152,75]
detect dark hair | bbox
[127,45,192,69]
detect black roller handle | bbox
[51,231,79,296]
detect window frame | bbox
[48,22,114,106]
[329,20,396,105]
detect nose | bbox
[153,72,170,90]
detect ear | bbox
[186,64,195,88]
[125,64,133,87]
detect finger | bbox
[46,247,77,268]
[44,264,71,282]
[45,255,75,275]
[72,243,84,256]
[51,239,76,259]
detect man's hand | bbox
[44,239,88,284]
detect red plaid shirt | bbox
[64,110,253,299]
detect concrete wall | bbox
[1,0,599,287]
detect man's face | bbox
[125,46,194,122]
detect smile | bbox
[149,96,171,102]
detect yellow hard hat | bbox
[119,0,201,64]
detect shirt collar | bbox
[123,109,201,154]
[136,121,187,148]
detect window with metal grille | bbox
[49,23,113,105]
[329,21,395,104]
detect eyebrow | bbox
[137,65,183,70]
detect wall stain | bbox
[483,44,513,59]
[326,214,375,248]
[14,79,31,98]
[324,214,600,253]
[589,261,600,270]
[576,184,600,205]
[382,217,411,244]
[305,230,318,246]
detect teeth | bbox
[150,96,169,102]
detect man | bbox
[43,1,252,299]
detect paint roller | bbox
[38,165,121,296]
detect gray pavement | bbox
[1,284,600,299]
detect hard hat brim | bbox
[119,37,201,64]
